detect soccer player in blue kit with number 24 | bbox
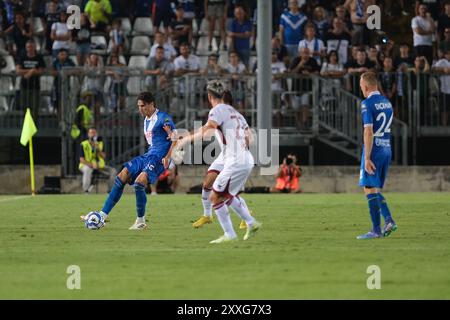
[357,72,398,240]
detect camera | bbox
[286,157,293,165]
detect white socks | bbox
[136,216,145,224]
[228,196,255,226]
[213,202,237,239]
[202,188,212,217]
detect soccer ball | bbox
[84,211,105,230]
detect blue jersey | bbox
[143,109,176,160]
[361,91,393,157]
[359,91,392,188]
[279,11,308,45]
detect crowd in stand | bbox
[0,0,449,127]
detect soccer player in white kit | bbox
[178,80,262,243]
[192,89,250,230]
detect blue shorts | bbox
[359,153,391,189]
[124,154,165,185]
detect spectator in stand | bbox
[177,0,196,22]
[271,154,302,193]
[201,53,223,75]
[335,5,353,35]
[43,1,60,54]
[289,47,320,130]
[411,3,435,65]
[437,2,450,42]
[130,0,152,18]
[228,5,253,67]
[205,0,228,51]
[439,28,450,58]
[269,50,287,127]
[15,40,45,120]
[394,43,414,69]
[279,0,308,59]
[82,53,104,125]
[106,54,128,112]
[72,13,91,66]
[324,17,352,65]
[150,31,177,61]
[4,11,32,58]
[50,10,71,59]
[272,36,289,67]
[415,0,441,20]
[3,0,26,27]
[84,0,112,33]
[174,42,201,76]
[320,50,346,87]
[410,55,430,125]
[152,0,174,34]
[368,46,382,71]
[169,5,192,54]
[348,0,374,46]
[298,23,326,65]
[109,18,125,55]
[224,50,248,112]
[345,48,375,96]
[51,48,75,115]
[312,6,329,40]
[378,56,397,101]
[432,49,450,126]
[144,45,174,91]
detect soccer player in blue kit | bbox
[82,92,177,230]
[357,72,398,240]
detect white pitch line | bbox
[0,195,33,203]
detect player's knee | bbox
[117,168,130,183]
[135,172,148,186]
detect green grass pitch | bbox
[0,193,449,299]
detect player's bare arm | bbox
[363,125,376,175]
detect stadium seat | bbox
[130,36,151,55]
[90,35,108,55]
[43,55,53,68]
[33,36,42,53]
[196,36,218,55]
[0,56,16,74]
[0,38,8,55]
[120,17,132,35]
[33,17,44,35]
[133,17,153,36]
[68,41,77,55]
[192,19,199,35]
[218,50,228,67]
[249,56,258,70]
[40,76,54,95]
[198,56,209,69]
[126,77,143,95]
[69,55,78,66]
[0,76,14,96]
[128,55,147,69]
[0,96,8,112]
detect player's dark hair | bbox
[206,80,225,99]
[222,89,233,105]
[137,92,155,105]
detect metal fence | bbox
[1,67,448,172]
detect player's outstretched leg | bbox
[235,196,250,229]
[357,189,382,239]
[210,202,238,243]
[129,172,148,230]
[193,171,218,228]
[377,192,397,237]
[81,168,128,224]
[227,196,261,240]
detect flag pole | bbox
[29,135,36,196]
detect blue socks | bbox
[134,182,147,218]
[101,176,125,214]
[377,193,394,224]
[366,193,381,234]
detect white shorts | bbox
[207,156,225,174]
[212,162,253,197]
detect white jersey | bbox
[208,103,253,166]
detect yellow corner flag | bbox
[20,108,38,195]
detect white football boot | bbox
[129,218,148,230]
[209,234,238,244]
[243,221,262,241]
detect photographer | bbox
[79,127,116,194]
[271,154,302,193]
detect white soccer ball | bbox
[84,211,105,230]
[171,147,185,165]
